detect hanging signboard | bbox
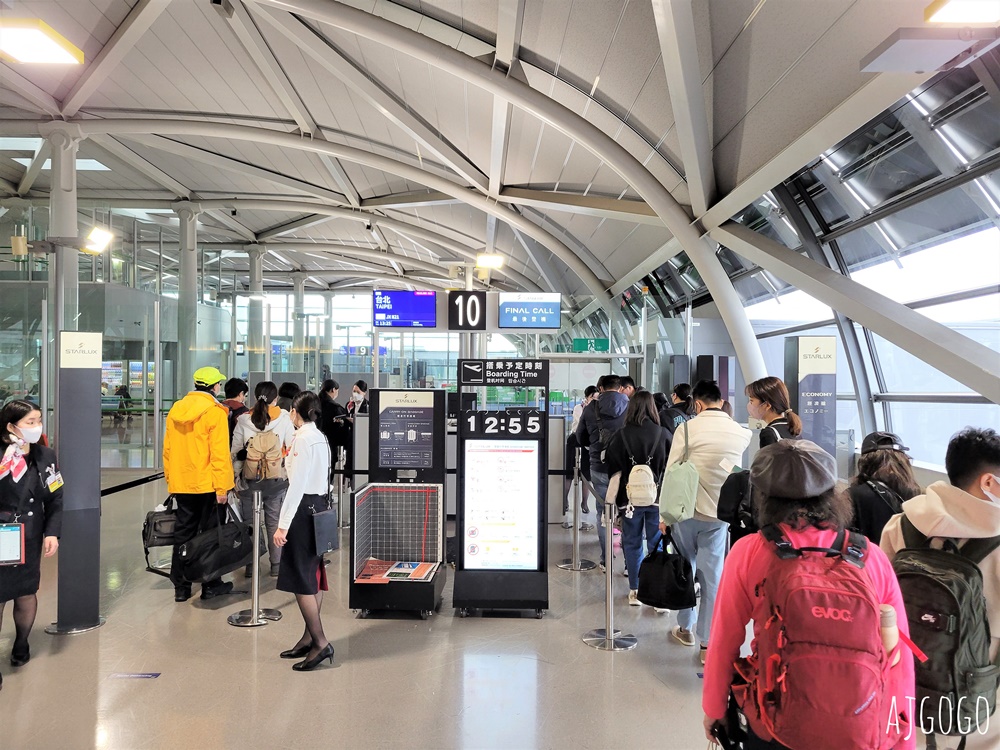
[572,338,610,353]
[458,359,549,388]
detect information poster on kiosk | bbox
[377,391,436,469]
[462,439,540,570]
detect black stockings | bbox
[293,590,328,657]
[0,594,38,653]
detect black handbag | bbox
[177,508,254,583]
[636,528,696,610]
[142,497,178,578]
[311,498,339,554]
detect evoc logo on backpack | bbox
[811,606,854,622]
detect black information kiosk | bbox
[349,389,447,619]
[453,358,549,617]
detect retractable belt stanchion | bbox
[228,490,282,627]
[583,502,637,651]
[337,446,349,529]
[558,448,596,571]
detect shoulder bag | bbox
[658,419,699,525]
[177,506,255,583]
[636,528,696,609]
[311,442,339,554]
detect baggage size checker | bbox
[0,523,25,565]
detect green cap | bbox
[193,366,226,387]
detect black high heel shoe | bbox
[279,644,311,660]
[292,643,334,671]
[10,645,29,667]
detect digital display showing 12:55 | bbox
[464,412,543,437]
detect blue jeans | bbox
[622,505,660,591]
[590,468,610,565]
[670,517,729,647]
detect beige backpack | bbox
[242,429,285,481]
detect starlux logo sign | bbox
[64,341,99,357]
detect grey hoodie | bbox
[576,390,629,473]
[881,480,1000,661]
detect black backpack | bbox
[717,470,756,544]
[227,404,248,446]
[892,516,1000,747]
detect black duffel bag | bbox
[142,497,178,578]
[177,508,254,583]
[637,528,696,610]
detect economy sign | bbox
[784,336,837,458]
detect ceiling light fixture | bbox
[0,19,84,64]
[925,0,1000,23]
[476,253,504,270]
[83,227,113,255]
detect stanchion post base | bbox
[557,559,598,571]
[582,628,637,651]
[228,608,283,627]
[45,617,106,635]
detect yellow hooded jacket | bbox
[163,391,235,496]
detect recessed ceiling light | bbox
[11,158,110,171]
[0,19,83,64]
[925,0,1000,23]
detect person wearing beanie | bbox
[162,366,236,603]
[702,440,915,749]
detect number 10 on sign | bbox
[448,291,487,331]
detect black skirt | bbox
[276,494,328,596]
[0,463,51,602]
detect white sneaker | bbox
[654,608,667,614]
[671,626,696,647]
[700,646,709,665]
[628,590,641,606]
[598,562,606,573]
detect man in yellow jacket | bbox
[164,367,236,602]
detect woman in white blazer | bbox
[273,391,333,672]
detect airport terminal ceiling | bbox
[0,0,996,403]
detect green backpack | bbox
[892,516,1000,747]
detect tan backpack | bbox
[242,429,285,481]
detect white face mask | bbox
[18,425,43,444]
[352,392,364,403]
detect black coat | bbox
[320,394,350,448]
[849,480,906,544]
[759,418,796,448]
[604,419,669,508]
[0,444,64,601]
[576,391,628,473]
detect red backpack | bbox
[732,525,905,750]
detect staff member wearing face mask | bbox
[0,400,62,691]
[347,380,369,420]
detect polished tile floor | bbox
[2,475,709,749]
